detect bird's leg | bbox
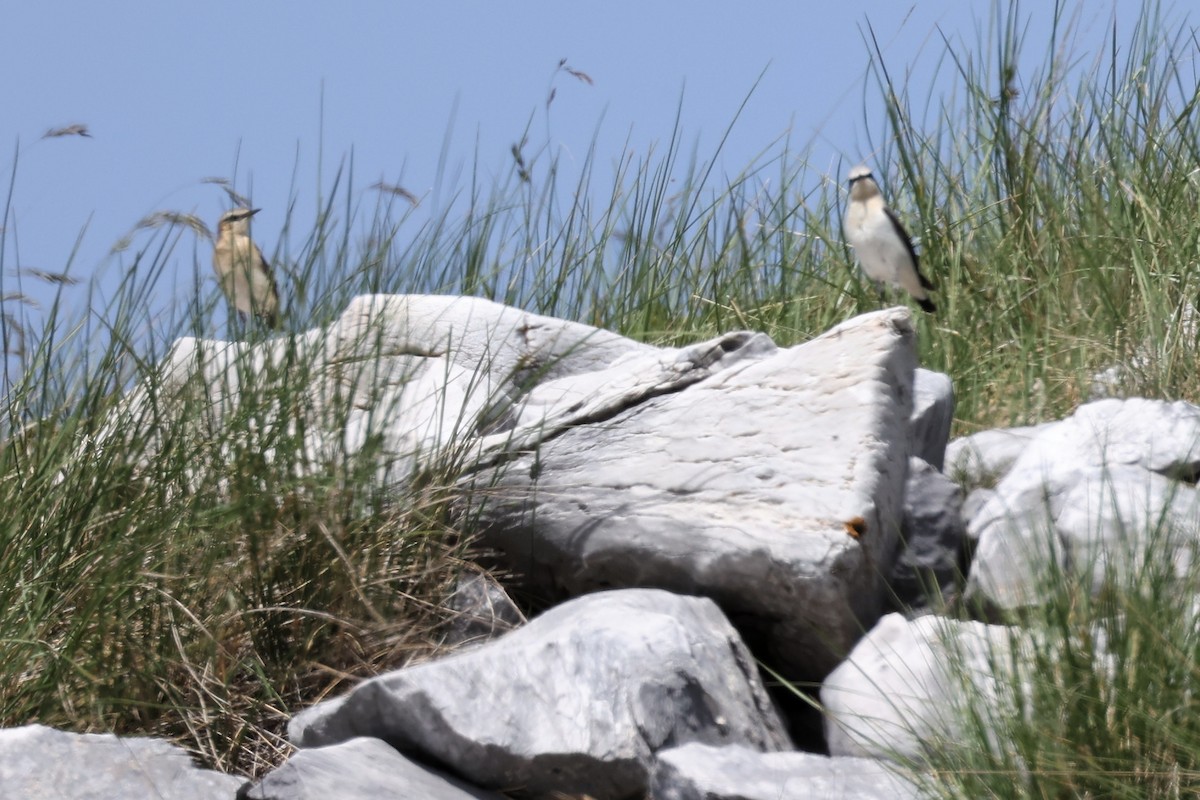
[229,310,249,341]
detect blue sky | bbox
[0,1,1151,339]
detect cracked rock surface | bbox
[289,589,791,799]
[466,307,919,680]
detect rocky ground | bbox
[10,296,1196,799]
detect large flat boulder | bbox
[466,307,920,679]
[289,589,790,799]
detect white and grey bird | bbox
[212,207,280,328]
[843,165,936,313]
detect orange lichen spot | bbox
[844,516,867,539]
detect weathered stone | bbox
[965,399,1200,610]
[911,369,953,471]
[1055,466,1200,585]
[961,488,996,528]
[890,457,966,609]
[289,589,790,799]
[240,737,502,800]
[466,308,919,680]
[649,742,925,800]
[944,422,1059,489]
[94,294,688,489]
[0,724,242,800]
[969,464,1200,609]
[822,613,1024,762]
[441,572,525,647]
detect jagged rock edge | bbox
[463,331,773,475]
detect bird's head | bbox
[216,206,260,236]
[847,165,881,202]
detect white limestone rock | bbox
[242,737,502,800]
[821,613,1026,762]
[969,464,1200,609]
[965,399,1200,610]
[944,422,1060,489]
[650,742,925,800]
[0,724,242,800]
[466,307,919,680]
[289,589,790,799]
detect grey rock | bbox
[965,399,1200,610]
[92,294,685,491]
[290,589,790,799]
[970,464,1200,609]
[241,737,502,800]
[1057,466,1200,585]
[0,724,243,800]
[944,422,1059,489]
[961,487,996,528]
[911,369,954,471]
[890,458,966,609]
[466,308,919,680]
[442,572,525,647]
[822,613,1025,762]
[650,742,926,800]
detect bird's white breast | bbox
[845,200,911,287]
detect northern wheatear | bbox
[212,207,280,328]
[843,165,936,313]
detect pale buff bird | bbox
[843,165,936,313]
[212,207,280,328]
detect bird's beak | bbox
[248,208,261,216]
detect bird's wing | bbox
[883,206,934,290]
[255,244,280,296]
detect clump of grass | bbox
[0,157,493,774]
[0,273,483,774]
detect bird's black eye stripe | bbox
[848,173,874,185]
